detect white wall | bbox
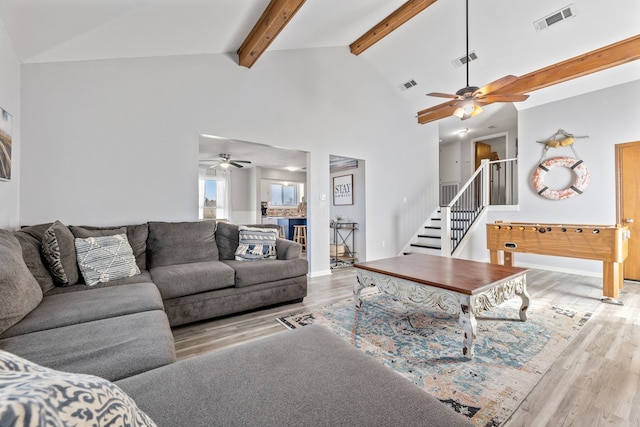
[228,167,254,224]
[0,19,20,229]
[20,47,439,275]
[463,80,640,275]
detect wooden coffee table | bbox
[353,254,529,358]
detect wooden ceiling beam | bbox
[418,34,640,124]
[238,0,307,68]
[350,0,437,56]
[492,34,640,96]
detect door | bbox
[616,141,640,280]
[474,142,492,170]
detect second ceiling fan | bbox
[202,153,252,169]
[418,0,528,124]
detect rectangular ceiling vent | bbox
[399,79,418,91]
[451,51,478,68]
[534,4,577,32]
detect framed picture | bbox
[333,174,353,205]
[0,107,12,182]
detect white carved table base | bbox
[354,269,530,358]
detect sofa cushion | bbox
[0,283,163,338]
[0,230,43,335]
[75,234,141,286]
[0,310,176,382]
[215,221,239,260]
[40,220,79,286]
[14,229,55,293]
[71,224,148,271]
[162,276,308,327]
[149,261,235,300]
[44,271,153,295]
[147,221,218,268]
[70,225,126,238]
[223,258,309,288]
[116,325,473,427]
[234,226,277,261]
[0,350,157,427]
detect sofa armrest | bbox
[276,238,302,260]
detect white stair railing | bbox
[441,158,517,255]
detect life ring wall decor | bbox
[533,156,590,200]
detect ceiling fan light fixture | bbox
[219,162,231,169]
[453,100,480,119]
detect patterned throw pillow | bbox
[0,350,156,427]
[75,234,141,286]
[234,226,277,261]
[40,221,79,286]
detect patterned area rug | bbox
[278,293,592,427]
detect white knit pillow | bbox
[75,234,141,286]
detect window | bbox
[203,179,217,219]
[270,183,297,206]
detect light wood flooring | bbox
[172,267,640,427]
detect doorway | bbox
[616,141,640,281]
[329,155,365,268]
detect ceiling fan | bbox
[201,153,252,169]
[418,0,529,124]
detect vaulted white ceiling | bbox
[1,0,638,148]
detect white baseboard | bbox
[308,269,332,278]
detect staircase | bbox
[404,209,470,255]
[407,210,443,255]
[403,157,517,257]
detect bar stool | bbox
[278,225,287,239]
[292,225,307,252]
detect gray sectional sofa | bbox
[0,219,473,426]
[0,219,308,380]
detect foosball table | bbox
[486,221,630,301]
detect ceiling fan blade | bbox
[426,92,459,99]
[473,75,518,97]
[476,94,529,104]
[417,102,461,124]
[417,99,461,116]
[232,160,252,164]
[230,162,245,168]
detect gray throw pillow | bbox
[0,350,156,426]
[69,225,126,239]
[147,221,218,268]
[14,231,55,293]
[40,221,79,286]
[0,230,43,334]
[234,226,277,261]
[75,234,141,286]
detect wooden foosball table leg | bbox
[602,261,624,305]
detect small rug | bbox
[277,293,591,427]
